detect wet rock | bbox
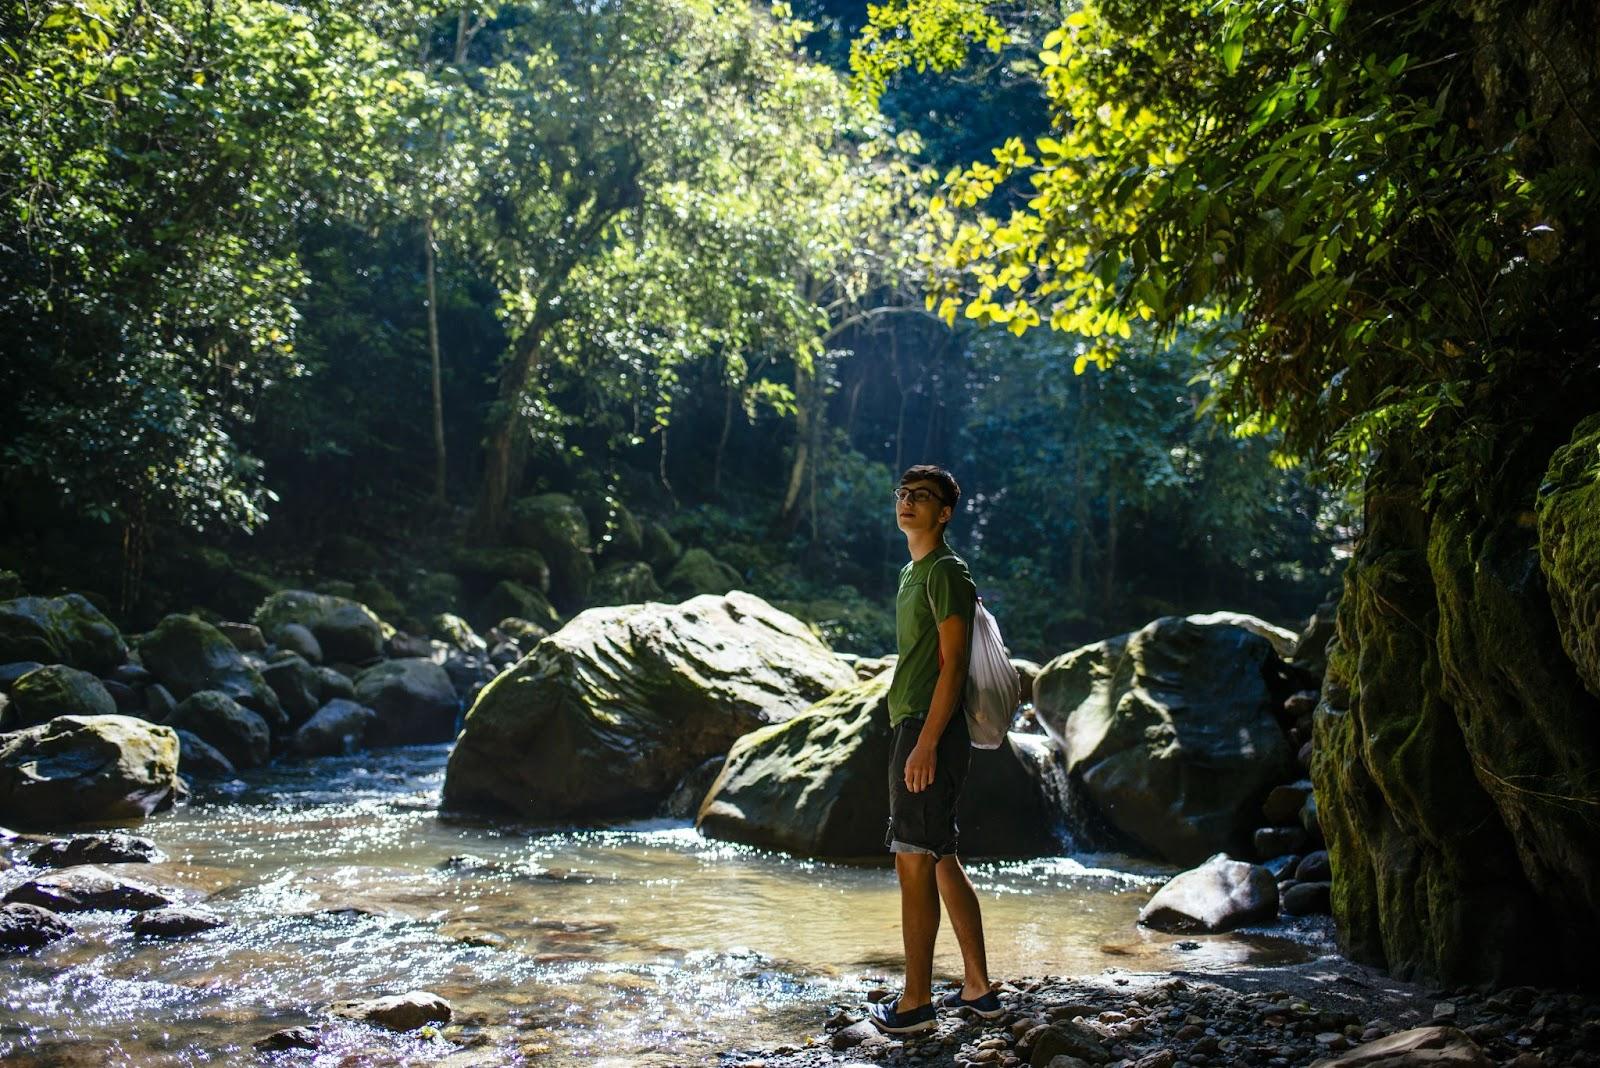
[1282,880,1332,915]
[131,904,226,938]
[255,590,388,666]
[275,623,323,664]
[444,592,856,821]
[0,901,73,954]
[174,729,236,779]
[260,653,323,727]
[1306,1025,1492,1066]
[354,658,458,746]
[254,1026,321,1051]
[329,990,452,1031]
[1033,615,1294,865]
[217,622,266,652]
[1297,850,1332,882]
[7,664,117,728]
[1263,854,1302,879]
[293,699,378,757]
[1254,826,1308,859]
[697,671,1060,858]
[0,594,127,675]
[167,691,270,769]
[0,715,181,826]
[4,865,173,911]
[136,614,284,727]
[28,832,165,867]
[662,755,726,819]
[1138,853,1279,933]
[1263,781,1315,825]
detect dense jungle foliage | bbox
[0,0,1367,660]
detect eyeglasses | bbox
[892,488,946,506]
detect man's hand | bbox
[904,741,937,793]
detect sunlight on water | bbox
[0,745,1322,1066]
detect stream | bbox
[0,745,1329,1066]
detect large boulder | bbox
[1034,615,1295,865]
[166,691,271,769]
[174,729,236,779]
[354,659,458,746]
[697,671,1060,858]
[589,561,662,607]
[1537,411,1600,699]
[507,493,593,612]
[581,496,644,563]
[638,520,682,572]
[253,591,387,666]
[1307,1026,1492,1068]
[8,664,117,728]
[4,865,173,912]
[449,547,551,593]
[442,592,856,821]
[1137,853,1279,933]
[135,614,284,727]
[0,715,180,827]
[0,594,127,675]
[0,901,73,954]
[663,548,741,599]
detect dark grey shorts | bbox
[885,712,970,861]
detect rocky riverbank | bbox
[719,957,1600,1068]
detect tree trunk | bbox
[777,357,814,536]
[1102,469,1118,623]
[424,213,447,502]
[713,382,734,498]
[474,329,543,540]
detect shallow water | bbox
[0,746,1325,1066]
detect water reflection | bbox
[0,745,1323,1066]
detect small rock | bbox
[0,901,73,954]
[1432,1003,1457,1021]
[1263,782,1314,825]
[833,1020,878,1051]
[131,905,227,938]
[328,990,452,1032]
[1306,1024,1492,1066]
[1134,1052,1176,1068]
[1049,1003,1103,1022]
[28,832,166,868]
[1254,826,1309,859]
[3,865,173,912]
[254,1026,320,1051]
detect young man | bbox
[868,464,1001,1035]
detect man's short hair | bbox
[899,464,960,514]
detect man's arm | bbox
[903,613,968,793]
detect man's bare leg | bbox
[936,853,992,999]
[895,852,941,1009]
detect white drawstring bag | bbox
[926,572,1020,749]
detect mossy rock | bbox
[506,494,593,612]
[442,592,857,821]
[773,589,895,657]
[638,521,682,572]
[9,665,117,729]
[136,614,285,729]
[0,715,181,827]
[448,548,551,594]
[167,691,271,769]
[399,569,464,625]
[494,618,549,646]
[662,548,741,599]
[184,548,282,624]
[476,581,560,634]
[697,671,1060,859]
[1537,412,1600,698]
[0,594,127,676]
[0,571,23,599]
[352,579,408,634]
[253,591,388,666]
[433,613,485,654]
[588,562,662,608]
[580,497,644,563]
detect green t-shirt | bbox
[887,539,977,727]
